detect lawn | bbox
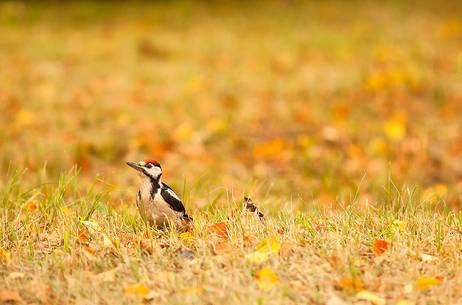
[1,1,462,304]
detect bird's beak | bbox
[126,161,143,172]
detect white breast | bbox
[136,180,181,227]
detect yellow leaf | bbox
[256,237,280,254]
[245,237,280,264]
[255,267,279,291]
[181,287,203,295]
[245,251,269,264]
[393,220,406,231]
[384,113,406,141]
[13,109,36,130]
[206,118,227,134]
[179,232,194,241]
[422,184,448,203]
[0,248,11,264]
[416,277,442,291]
[125,284,150,297]
[173,124,195,142]
[356,290,385,305]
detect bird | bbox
[243,196,265,222]
[126,159,192,228]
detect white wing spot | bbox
[166,188,181,201]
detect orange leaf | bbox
[208,222,229,239]
[211,241,232,255]
[0,289,22,303]
[252,138,286,159]
[373,239,389,255]
[338,277,364,293]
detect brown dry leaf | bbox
[396,300,415,305]
[338,277,364,293]
[0,289,23,303]
[211,241,232,255]
[416,277,442,291]
[96,270,116,283]
[373,239,389,255]
[326,293,348,305]
[77,229,90,245]
[255,267,279,291]
[279,242,294,259]
[8,272,25,280]
[356,290,385,305]
[208,222,229,239]
[419,253,438,262]
[140,239,154,254]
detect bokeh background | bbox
[1,1,462,210]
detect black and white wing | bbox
[244,196,265,222]
[160,183,186,213]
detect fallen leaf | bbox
[179,232,194,241]
[279,242,294,259]
[208,222,229,239]
[77,229,90,244]
[181,287,203,295]
[252,138,286,159]
[393,220,406,231]
[419,253,438,262]
[8,272,25,280]
[125,284,150,297]
[96,270,116,282]
[384,112,406,141]
[82,246,97,260]
[356,290,385,305]
[245,251,269,264]
[140,239,154,254]
[396,300,415,305]
[338,277,364,293]
[255,267,279,291]
[256,237,280,254]
[211,241,232,255]
[416,277,442,291]
[245,237,280,264]
[24,199,39,212]
[373,239,389,255]
[0,248,12,264]
[326,293,348,305]
[0,289,22,303]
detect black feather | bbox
[160,182,186,213]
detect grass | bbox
[1,1,462,304]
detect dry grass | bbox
[1,1,462,304]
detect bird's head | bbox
[126,159,162,180]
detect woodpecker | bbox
[126,160,192,228]
[244,196,265,222]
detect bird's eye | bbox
[146,163,153,168]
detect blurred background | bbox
[0,1,461,210]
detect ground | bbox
[0,1,462,304]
